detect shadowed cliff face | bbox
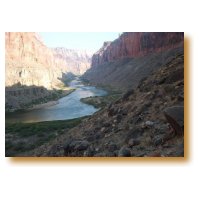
[83,32,184,91]
[91,32,184,66]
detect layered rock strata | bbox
[83,32,184,90]
[91,32,184,66]
[5,32,65,89]
[53,48,92,75]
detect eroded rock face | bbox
[83,32,184,91]
[5,33,92,89]
[5,32,65,89]
[92,32,184,66]
[53,48,92,75]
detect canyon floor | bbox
[5,52,184,157]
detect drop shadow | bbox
[7,35,190,165]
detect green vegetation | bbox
[80,83,123,109]
[61,74,76,87]
[5,116,87,156]
[80,94,122,108]
[81,90,122,109]
[17,88,75,112]
[31,89,75,105]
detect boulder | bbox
[74,140,89,151]
[83,146,95,157]
[147,152,161,157]
[128,139,135,147]
[116,114,123,121]
[63,139,73,155]
[125,128,144,142]
[103,122,111,127]
[118,146,131,157]
[108,107,117,117]
[107,142,118,152]
[128,138,140,147]
[175,143,184,157]
[153,134,166,146]
[164,106,184,135]
[63,140,89,155]
[145,121,155,127]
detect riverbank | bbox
[80,92,122,108]
[26,101,59,111]
[26,88,75,111]
[5,116,88,157]
[6,87,75,113]
[80,87,123,109]
[5,78,108,123]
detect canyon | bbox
[5,32,184,157]
[5,32,92,111]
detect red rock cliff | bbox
[5,33,92,89]
[5,32,65,89]
[5,32,55,67]
[92,32,184,66]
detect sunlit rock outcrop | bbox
[5,32,66,89]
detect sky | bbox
[39,32,121,53]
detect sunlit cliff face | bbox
[5,32,92,89]
[5,32,63,89]
[53,48,92,76]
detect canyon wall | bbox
[53,48,92,75]
[5,32,92,111]
[5,33,92,89]
[5,32,64,89]
[91,32,184,66]
[83,32,184,90]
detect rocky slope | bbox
[23,52,184,157]
[53,48,92,75]
[83,32,184,90]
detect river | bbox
[5,79,107,123]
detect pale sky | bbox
[39,32,121,53]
